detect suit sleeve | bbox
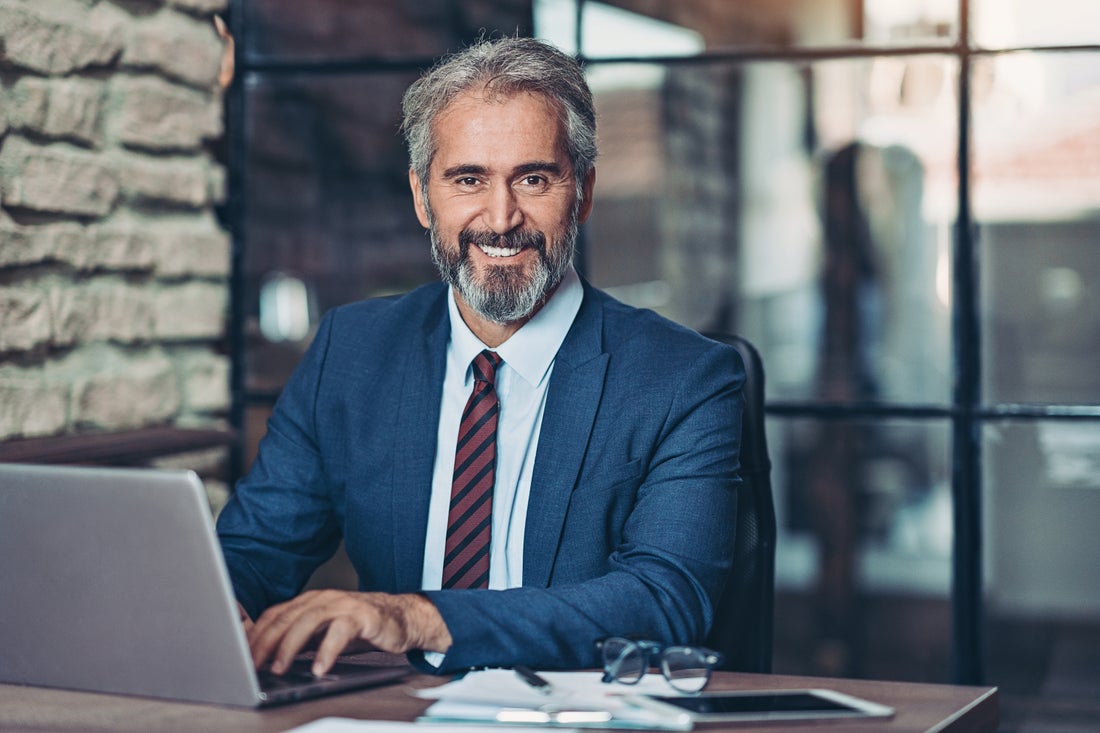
[216,312,343,620]
[420,342,744,673]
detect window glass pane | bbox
[770,417,952,681]
[584,57,957,404]
[243,0,533,62]
[972,0,1100,48]
[983,420,1100,726]
[975,52,1100,405]
[538,1,958,57]
[537,0,707,58]
[242,73,435,392]
[579,1,704,58]
[864,0,959,44]
[534,0,578,53]
[984,420,1100,614]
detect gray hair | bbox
[401,36,597,198]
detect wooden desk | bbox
[0,669,997,733]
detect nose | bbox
[483,183,523,234]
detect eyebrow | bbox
[439,164,487,179]
[514,161,565,177]
[438,161,565,179]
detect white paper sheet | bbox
[415,670,692,730]
[282,717,564,733]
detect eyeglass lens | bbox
[600,637,649,684]
[661,646,713,693]
[600,638,716,693]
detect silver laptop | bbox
[0,462,410,707]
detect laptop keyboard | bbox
[258,660,332,690]
[254,658,412,705]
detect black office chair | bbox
[702,333,776,673]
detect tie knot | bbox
[472,350,503,386]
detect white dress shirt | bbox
[420,267,583,591]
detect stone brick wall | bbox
[0,0,230,443]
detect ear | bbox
[577,167,596,224]
[409,168,431,228]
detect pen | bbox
[513,665,554,695]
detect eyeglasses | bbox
[597,637,723,693]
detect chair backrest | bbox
[702,333,776,673]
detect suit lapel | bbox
[391,295,449,592]
[523,284,608,588]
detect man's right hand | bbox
[246,589,452,678]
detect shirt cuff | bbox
[407,648,449,675]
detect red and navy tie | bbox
[442,350,503,589]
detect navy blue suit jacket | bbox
[217,278,744,673]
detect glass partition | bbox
[984,420,1100,619]
[864,0,959,45]
[585,57,957,405]
[972,0,1100,48]
[974,52,1100,405]
[769,416,952,680]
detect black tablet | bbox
[625,688,895,723]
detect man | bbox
[217,36,744,678]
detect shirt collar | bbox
[447,267,584,388]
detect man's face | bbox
[410,90,594,325]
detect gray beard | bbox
[429,217,577,324]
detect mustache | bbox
[459,227,546,254]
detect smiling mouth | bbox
[461,227,546,261]
[477,243,524,258]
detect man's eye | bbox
[455,177,480,186]
[519,175,548,187]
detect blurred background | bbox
[2,1,1098,731]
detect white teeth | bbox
[479,244,522,258]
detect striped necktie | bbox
[442,349,503,589]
